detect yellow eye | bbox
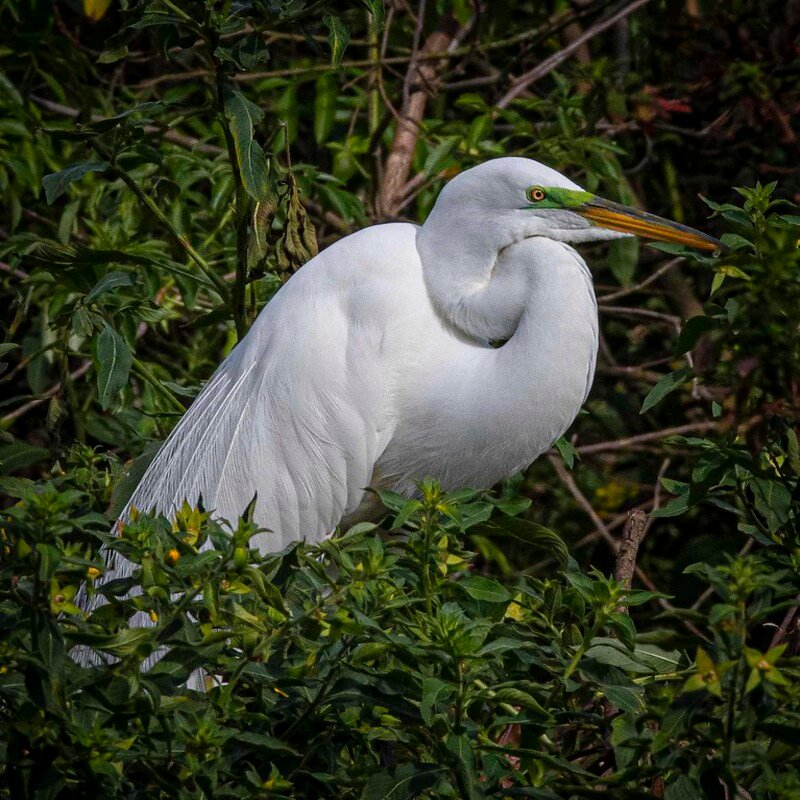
[528,187,546,202]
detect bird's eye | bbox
[527,187,546,202]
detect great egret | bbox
[116,157,719,557]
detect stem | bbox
[366,10,381,136]
[131,358,185,413]
[214,67,251,341]
[454,659,464,728]
[92,142,230,302]
[419,511,437,615]
[64,359,85,443]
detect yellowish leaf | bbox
[84,0,113,22]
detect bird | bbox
[113,157,719,559]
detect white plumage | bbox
[113,157,719,556]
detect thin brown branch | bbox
[377,18,459,218]
[2,361,92,424]
[549,455,707,641]
[596,364,664,384]
[769,593,800,650]
[597,258,683,303]
[599,305,682,330]
[566,421,717,457]
[496,0,654,108]
[614,509,648,596]
[31,96,223,155]
[0,261,29,281]
[548,455,618,552]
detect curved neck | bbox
[410,228,598,485]
[417,208,530,343]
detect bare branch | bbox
[548,454,618,552]
[377,18,459,218]
[496,0,654,109]
[597,258,683,303]
[614,509,648,596]
[569,422,717,456]
[2,361,92,424]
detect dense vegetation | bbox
[1,0,798,797]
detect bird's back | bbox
[121,222,423,552]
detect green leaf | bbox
[445,733,481,800]
[477,518,568,567]
[720,232,753,250]
[650,492,690,518]
[458,575,511,603]
[222,86,273,202]
[490,688,548,715]
[420,677,451,725]
[604,684,645,713]
[361,764,443,800]
[0,442,49,474]
[361,0,385,29]
[42,161,109,204]
[314,74,337,145]
[324,14,350,68]
[585,638,681,674]
[33,619,65,674]
[423,137,459,178]
[640,368,691,414]
[664,775,701,800]
[607,237,639,286]
[95,324,133,409]
[0,342,20,359]
[787,427,800,475]
[86,271,134,303]
[97,43,129,64]
[36,544,62,582]
[674,316,717,355]
[554,435,579,468]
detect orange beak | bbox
[578,198,722,252]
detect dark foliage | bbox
[1,1,799,797]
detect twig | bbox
[599,305,682,330]
[2,361,92,424]
[30,95,223,155]
[402,0,428,110]
[378,18,458,217]
[133,22,569,90]
[596,364,664,384]
[496,0,654,108]
[597,258,682,303]
[548,455,618,552]
[566,422,717,456]
[769,592,800,650]
[0,261,29,281]
[614,509,648,598]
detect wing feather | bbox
[116,224,422,551]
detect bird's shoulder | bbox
[284,222,421,299]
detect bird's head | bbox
[431,157,721,252]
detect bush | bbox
[1,474,798,799]
[1,1,799,798]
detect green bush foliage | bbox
[1,1,799,798]
[2,475,799,798]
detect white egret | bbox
[114,157,718,558]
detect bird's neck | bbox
[413,227,598,483]
[417,222,529,343]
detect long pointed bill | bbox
[578,197,722,252]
